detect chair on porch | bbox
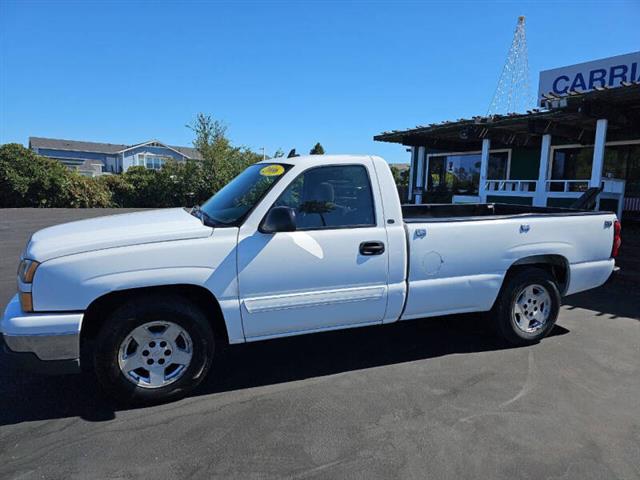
[570,187,603,211]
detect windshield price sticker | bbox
[260,165,285,177]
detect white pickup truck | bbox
[2,155,621,404]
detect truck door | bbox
[237,161,389,339]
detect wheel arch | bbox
[80,284,229,370]
[505,254,570,295]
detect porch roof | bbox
[374,82,640,151]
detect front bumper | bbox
[1,294,83,374]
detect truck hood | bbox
[25,208,213,262]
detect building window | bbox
[488,151,510,180]
[426,151,509,196]
[135,153,168,170]
[551,143,640,195]
[603,144,640,195]
[551,147,593,181]
[427,153,480,195]
[133,155,144,167]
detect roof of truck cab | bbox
[258,154,386,167]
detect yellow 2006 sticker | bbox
[260,164,285,176]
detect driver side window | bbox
[274,165,375,230]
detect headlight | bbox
[17,259,39,284]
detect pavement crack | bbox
[457,350,536,424]
[500,349,536,408]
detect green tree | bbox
[390,165,409,188]
[310,143,325,155]
[0,143,72,207]
[188,113,262,203]
[158,159,201,207]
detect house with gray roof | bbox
[29,137,203,175]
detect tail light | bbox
[611,220,622,258]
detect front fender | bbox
[30,230,245,344]
[32,237,232,311]
[81,267,215,304]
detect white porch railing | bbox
[466,177,626,218]
[485,180,537,193]
[545,180,590,192]
[485,179,623,196]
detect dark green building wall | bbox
[509,148,540,180]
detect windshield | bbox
[198,163,292,226]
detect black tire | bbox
[93,294,215,405]
[491,267,561,346]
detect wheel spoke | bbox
[121,354,142,372]
[171,348,191,366]
[163,323,182,343]
[148,366,165,387]
[131,326,154,346]
[513,304,523,322]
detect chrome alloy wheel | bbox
[118,321,193,389]
[512,284,552,334]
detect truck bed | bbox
[402,203,611,223]
[399,201,616,321]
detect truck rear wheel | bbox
[93,294,215,405]
[492,267,561,346]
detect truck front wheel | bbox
[93,294,215,405]
[492,267,561,346]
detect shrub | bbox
[63,173,113,207]
[97,174,135,207]
[118,167,162,208]
[0,143,71,207]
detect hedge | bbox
[0,143,252,209]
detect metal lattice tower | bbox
[487,16,535,115]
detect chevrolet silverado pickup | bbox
[2,155,621,404]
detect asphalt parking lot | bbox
[0,208,639,480]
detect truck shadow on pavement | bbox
[563,278,640,321]
[0,314,569,427]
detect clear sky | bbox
[1,0,638,164]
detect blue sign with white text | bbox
[538,51,640,105]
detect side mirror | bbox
[260,206,297,233]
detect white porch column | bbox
[590,118,608,188]
[534,134,552,207]
[414,146,426,204]
[407,147,416,202]
[479,138,491,202]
